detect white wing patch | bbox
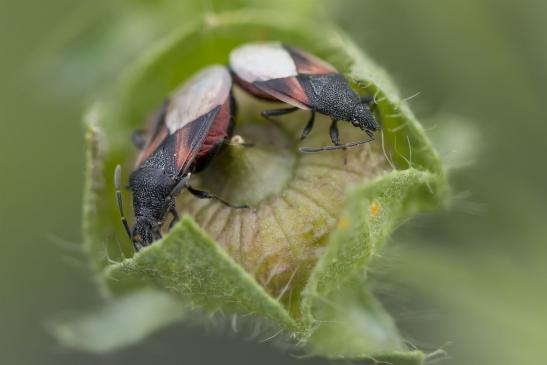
[165,65,231,134]
[230,42,298,83]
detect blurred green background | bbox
[1,0,545,364]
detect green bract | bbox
[62,10,448,364]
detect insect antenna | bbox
[299,131,375,153]
[114,165,132,241]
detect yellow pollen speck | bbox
[370,200,381,217]
[337,216,350,230]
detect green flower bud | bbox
[58,10,448,365]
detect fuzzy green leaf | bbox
[50,290,186,353]
[302,169,444,320]
[106,216,298,331]
[307,277,423,365]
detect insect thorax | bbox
[298,73,361,121]
[129,166,177,222]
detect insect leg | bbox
[186,185,249,209]
[260,107,298,120]
[299,124,375,153]
[299,138,375,153]
[131,130,146,150]
[360,95,375,105]
[114,165,132,241]
[329,119,341,146]
[169,175,190,197]
[168,208,180,229]
[299,111,316,140]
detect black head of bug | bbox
[131,215,163,248]
[127,166,180,248]
[351,102,378,132]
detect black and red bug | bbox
[229,42,380,152]
[115,65,247,251]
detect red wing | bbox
[136,102,225,174]
[283,44,337,75]
[229,42,298,84]
[173,105,222,174]
[166,65,232,134]
[135,100,170,167]
[254,76,311,110]
[231,72,279,101]
[135,65,232,172]
[195,99,233,161]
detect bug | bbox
[229,42,380,152]
[115,65,248,251]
